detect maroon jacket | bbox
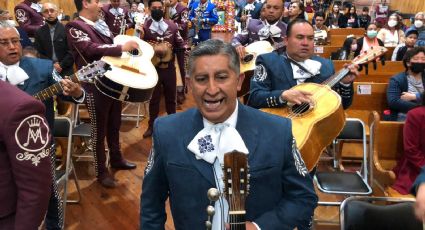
[0,81,52,230]
[392,106,425,194]
[65,17,122,69]
[101,4,134,37]
[143,18,185,73]
[14,0,44,37]
[168,3,189,41]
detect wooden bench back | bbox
[329,28,366,36]
[368,111,404,192]
[314,46,340,59]
[330,35,348,47]
[346,83,389,130]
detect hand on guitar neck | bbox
[60,78,84,98]
[339,63,359,84]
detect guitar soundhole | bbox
[129,48,140,56]
[291,102,311,115]
[242,54,254,63]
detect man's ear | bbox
[236,73,245,91]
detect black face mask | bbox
[46,18,58,25]
[410,62,425,74]
[151,9,164,21]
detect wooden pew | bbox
[368,111,414,198]
[314,46,340,59]
[346,82,389,126]
[330,35,348,47]
[329,28,365,36]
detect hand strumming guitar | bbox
[121,40,139,52]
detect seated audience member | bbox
[325,3,343,28]
[358,6,371,30]
[411,12,425,47]
[283,1,305,24]
[392,28,418,61]
[387,47,425,121]
[377,13,406,47]
[392,91,425,195]
[0,9,32,48]
[340,5,358,28]
[337,36,357,60]
[313,0,328,13]
[374,0,389,28]
[304,0,314,14]
[313,12,328,45]
[355,22,384,57]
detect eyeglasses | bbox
[0,38,22,47]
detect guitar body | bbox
[240,41,273,73]
[101,35,158,102]
[261,83,346,171]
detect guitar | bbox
[222,151,249,230]
[238,41,274,98]
[100,35,158,102]
[33,60,111,101]
[261,46,388,171]
[240,40,274,74]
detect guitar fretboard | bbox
[33,74,79,101]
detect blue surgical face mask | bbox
[367,30,377,38]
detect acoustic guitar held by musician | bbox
[101,35,158,102]
[262,46,387,171]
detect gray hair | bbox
[0,21,20,37]
[188,39,240,76]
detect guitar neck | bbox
[228,212,246,230]
[33,74,79,101]
[323,67,351,88]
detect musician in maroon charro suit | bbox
[141,0,186,138]
[166,0,189,105]
[66,0,139,188]
[14,0,44,38]
[101,0,134,37]
[0,80,52,230]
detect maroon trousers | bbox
[84,83,123,179]
[148,66,177,127]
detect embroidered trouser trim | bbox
[45,144,63,230]
[85,89,123,179]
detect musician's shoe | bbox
[98,175,117,188]
[111,160,137,170]
[177,92,186,105]
[143,127,153,138]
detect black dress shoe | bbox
[177,92,186,104]
[143,127,153,138]
[98,176,117,188]
[111,160,137,170]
